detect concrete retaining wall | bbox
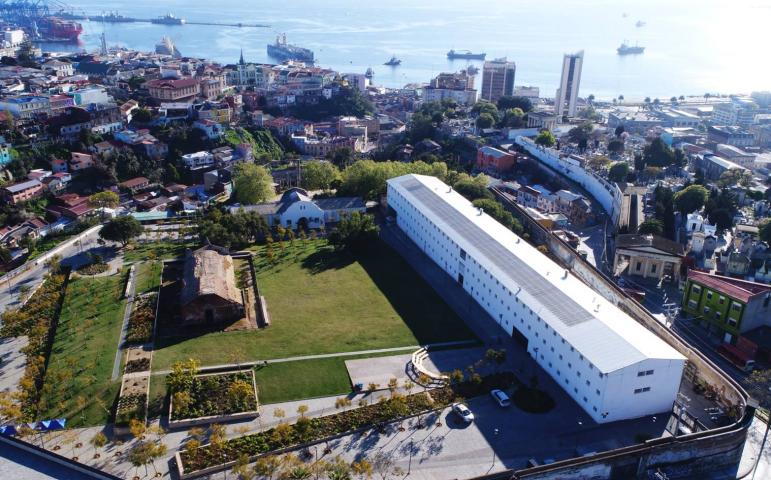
[514,136,623,226]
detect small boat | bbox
[384,56,401,66]
[636,20,646,27]
[617,41,645,55]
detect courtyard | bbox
[151,239,476,371]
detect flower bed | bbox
[179,372,515,475]
[115,393,147,427]
[170,371,258,422]
[0,274,68,419]
[77,262,109,276]
[126,294,156,344]
[125,358,151,374]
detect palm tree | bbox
[587,94,595,105]
[679,95,685,101]
[618,94,625,102]
[643,97,651,109]
[89,432,107,459]
[704,92,711,103]
[670,96,677,104]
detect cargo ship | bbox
[151,13,185,25]
[267,34,314,63]
[617,41,644,55]
[447,49,486,60]
[35,17,83,42]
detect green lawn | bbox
[37,273,127,427]
[134,260,162,294]
[123,241,196,263]
[152,239,474,370]
[147,349,416,415]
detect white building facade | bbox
[555,51,584,117]
[387,174,685,424]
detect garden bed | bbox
[126,293,156,344]
[77,262,109,276]
[178,372,515,476]
[168,370,259,428]
[125,358,150,374]
[114,373,150,434]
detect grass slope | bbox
[37,273,127,427]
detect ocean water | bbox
[46,0,770,100]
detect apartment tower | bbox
[555,51,584,117]
[481,58,516,103]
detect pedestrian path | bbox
[110,263,136,381]
[150,339,477,375]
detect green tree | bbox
[131,108,153,123]
[718,168,752,188]
[301,160,340,190]
[88,191,120,218]
[607,162,630,182]
[99,216,144,247]
[328,212,379,251]
[472,198,523,234]
[759,219,771,244]
[653,186,676,239]
[453,174,491,201]
[637,219,664,236]
[534,130,556,148]
[233,163,274,204]
[497,96,532,112]
[502,107,526,128]
[642,138,675,167]
[476,112,495,129]
[607,139,624,154]
[673,185,709,215]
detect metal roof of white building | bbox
[388,174,685,373]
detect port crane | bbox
[0,0,74,27]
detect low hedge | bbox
[180,372,515,473]
[78,262,109,276]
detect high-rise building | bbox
[555,51,584,117]
[480,58,515,103]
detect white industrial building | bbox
[387,174,685,424]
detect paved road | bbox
[0,228,103,314]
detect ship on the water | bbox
[447,49,486,60]
[151,13,185,25]
[267,34,314,63]
[90,12,135,23]
[383,56,401,66]
[34,17,83,42]
[155,36,182,58]
[617,41,645,55]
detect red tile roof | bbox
[687,270,771,303]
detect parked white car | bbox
[490,389,511,407]
[451,402,474,423]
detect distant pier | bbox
[67,14,270,28]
